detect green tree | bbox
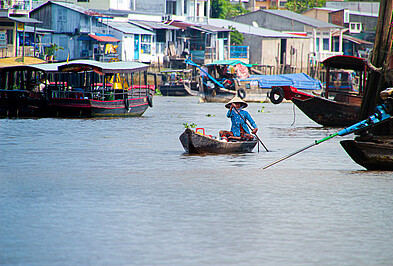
[211,0,249,19]
[229,26,244,45]
[286,0,326,13]
[211,0,231,19]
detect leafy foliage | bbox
[229,26,244,45]
[286,0,326,13]
[211,0,249,19]
[183,123,197,129]
[45,43,64,59]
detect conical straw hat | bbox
[225,96,248,109]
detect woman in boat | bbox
[220,96,258,141]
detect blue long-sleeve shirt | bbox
[227,108,257,137]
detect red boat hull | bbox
[275,86,361,127]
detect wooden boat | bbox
[0,62,63,117]
[197,60,270,103]
[179,128,257,154]
[159,69,198,96]
[0,60,154,118]
[340,138,393,170]
[269,55,368,127]
[187,59,321,103]
[49,60,154,118]
[340,2,393,171]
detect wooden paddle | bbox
[232,106,269,152]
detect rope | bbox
[290,103,296,126]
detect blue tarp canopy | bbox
[242,73,322,90]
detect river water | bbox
[1,96,393,265]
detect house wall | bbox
[31,3,102,61]
[31,3,97,34]
[326,1,379,13]
[349,14,378,31]
[133,0,166,14]
[330,10,345,27]
[109,0,132,11]
[285,37,311,73]
[72,0,110,10]
[232,11,306,32]
[243,34,310,73]
[302,9,330,23]
[108,28,135,61]
[260,38,280,67]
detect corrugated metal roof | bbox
[129,20,179,30]
[9,17,42,24]
[104,21,153,35]
[58,60,149,74]
[197,24,230,32]
[210,19,306,38]
[48,1,112,18]
[166,20,195,30]
[342,35,374,45]
[262,10,343,29]
[21,26,54,34]
[88,34,120,42]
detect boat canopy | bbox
[57,60,149,74]
[243,73,323,90]
[161,69,192,73]
[322,55,367,71]
[0,62,63,73]
[207,60,253,68]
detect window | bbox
[77,0,89,2]
[141,35,151,54]
[331,36,339,52]
[166,0,177,15]
[59,9,67,21]
[6,29,13,44]
[184,0,187,14]
[323,38,329,51]
[279,1,287,7]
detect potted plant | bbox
[45,43,63,61]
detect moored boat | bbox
[269,55,367,127]
[179,128,257,154]
[159,69,198,96]
[186,59,321,103]
[0,62,64,117]
[0,60,154,118]
[340,138,393,170]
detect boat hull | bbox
[340,139,393,170]
[179,128,257,154]
[160,81,198,96]
[199,86,271,103]
[0,90,48,118]
[48,97,149,117]
[292,96,360,127]
[275,85,361,127]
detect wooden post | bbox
[154,73,157,93]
